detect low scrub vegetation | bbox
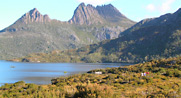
[1,57,181,97]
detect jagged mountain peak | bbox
[79,2,86,7]
[18,8,51,24]
[69,3,134,25]
[96,4,114,9]
[78,3,95,8]
[96,4,127,22]
[28,8,40,17]
[76,3,96,11]
[0,8,51,32]
[29,8,38,13]
[68,3,103,25]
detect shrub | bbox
[74,83,114,98]
[173,69,180,77]
[165,70,173,77]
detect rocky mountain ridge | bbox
[20,8,51,24]
[0,3,135,60]
[14,8,181,63]
[68,3,104,25]
[69,3,134,25]
[96,4,127,22]
[121,8,181,36]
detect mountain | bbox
[13,8,181,63]
[0,3,135,60]
[69,3,134,26]
[69,3,104,25]
[96,4,128,23]
[1,8,51,32]
[122,8,181,35]
[19,8,51,23]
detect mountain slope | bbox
[14,8,181,63]
[87,8,181,62]
[0,3,135,60]
[117,8,181,58]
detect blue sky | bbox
[0,0,180,30]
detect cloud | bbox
[77,0,114,6]
[160,0,176,13]
[145,0,176,13]
[146,4,155,12]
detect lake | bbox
[0,60,131,86]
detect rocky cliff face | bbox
[68,3,135,40]
[0,8,51,32]
[18,8,51,24]
[93,26,125,41]
[69,3,135,25]
[69,3,104,25]
[96,4,127,22]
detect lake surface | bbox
[0,60,131,86]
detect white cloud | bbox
[146,4,156,12]
[145,0,176,14]
[160,0,176,13]
[77,0,114,6]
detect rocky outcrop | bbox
[69,34,80,42]
[0,8,52,32]
[18,8,51,24]
[69,3,104,25]
[94,26,125,41]
[69,3,135,26]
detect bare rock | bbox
[69,3,104,25]
[19,8,51,24]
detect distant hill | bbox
[0,3,135,60]
[13,8,181,63]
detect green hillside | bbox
[13,8,181,63]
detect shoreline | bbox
[0,63,128,87]
[0,57,180,97]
